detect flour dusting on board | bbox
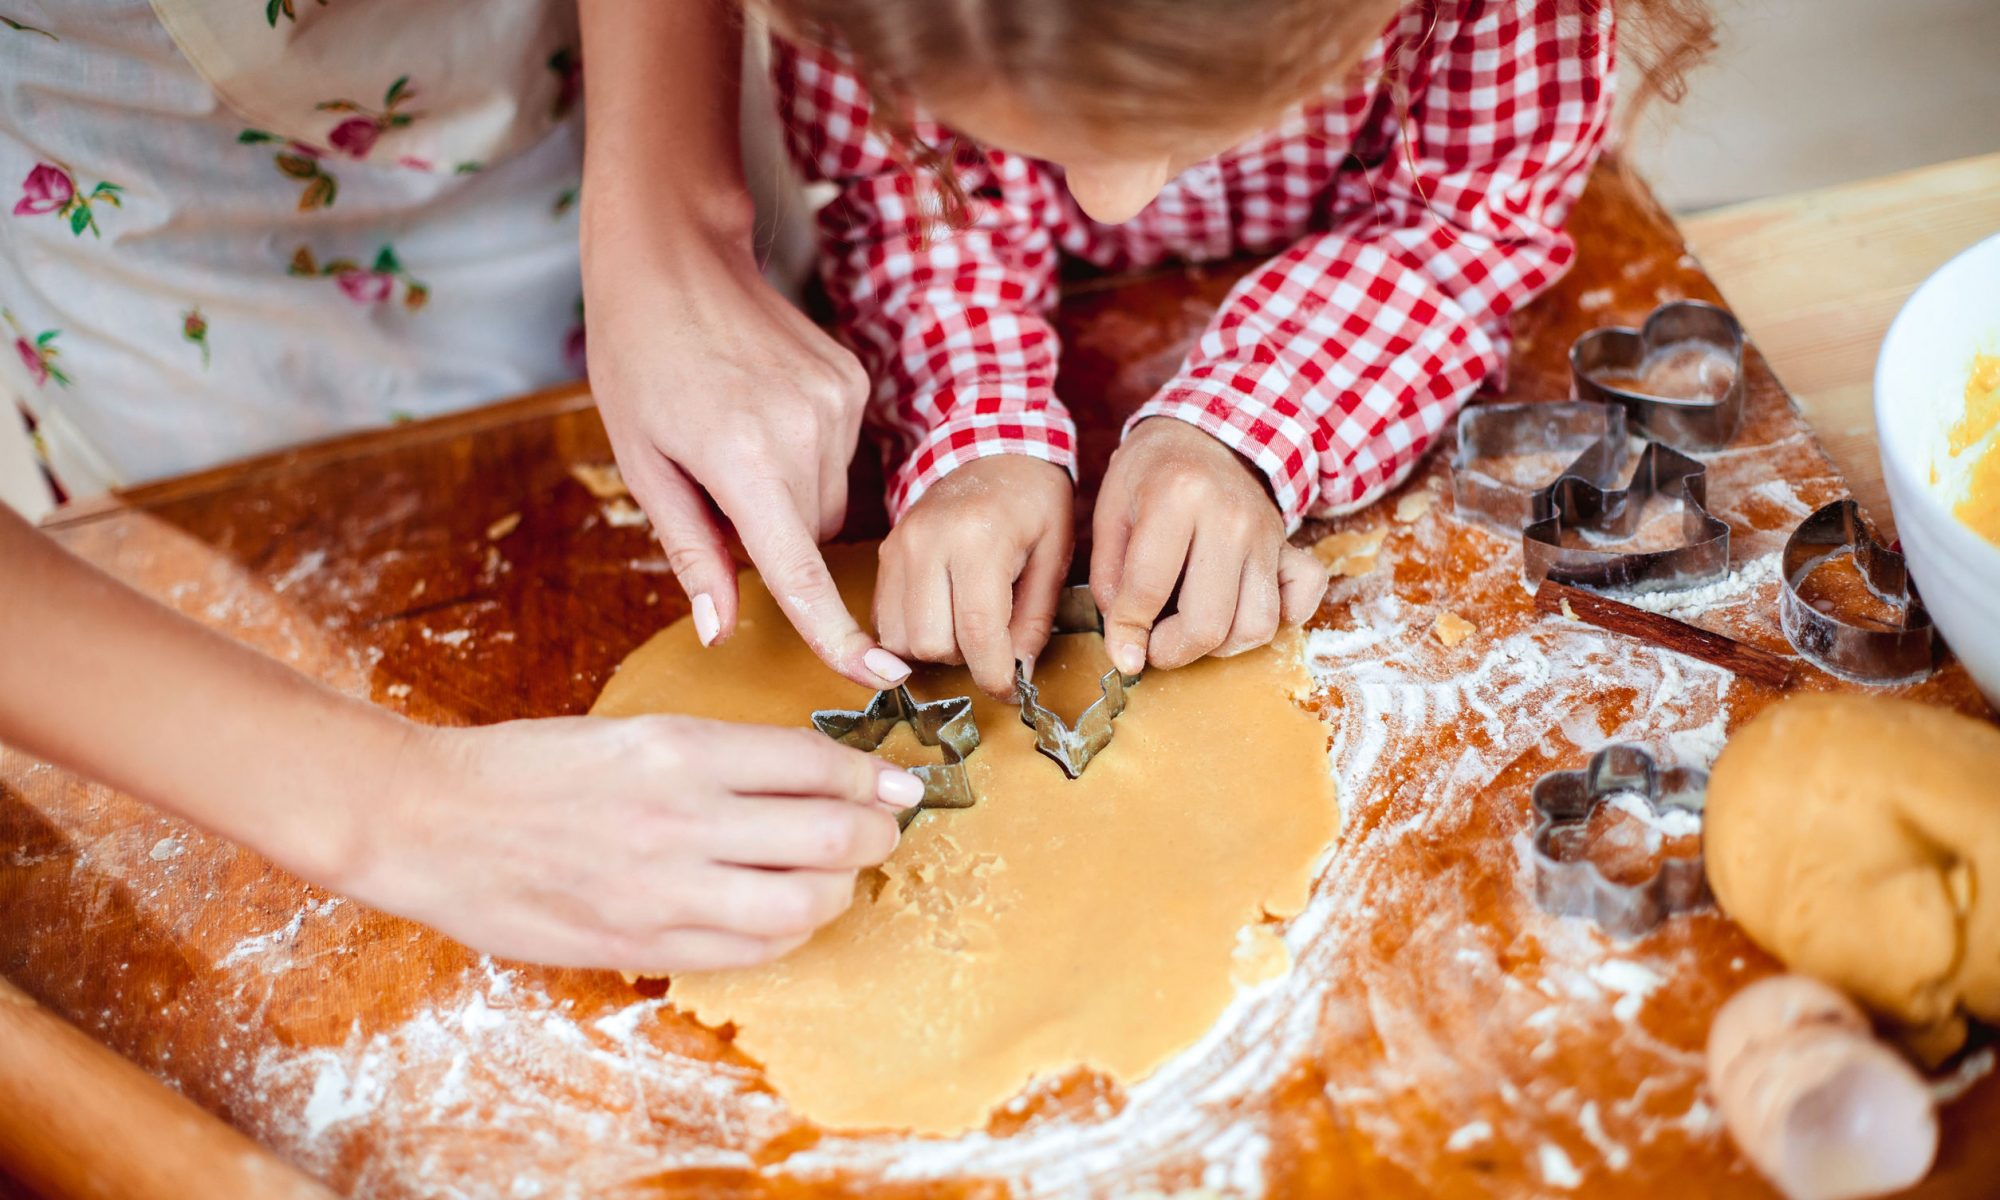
[227,472,1771,1198]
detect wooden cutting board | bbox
[3,159,1996,1199]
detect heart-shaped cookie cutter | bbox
[1572,300,1746,451]
[812,686,980,829]
[1013,585,1141,779]
[1521,441,1732,593]
[1779,499,1937,684]
[1450,401,1630,536]
[1530,743,1711,938]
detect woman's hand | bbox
[578,0,910,692]
[874,456,1074,698]
[349,716,922,974]
[584,235,911,691]
[1091,418,1328,673]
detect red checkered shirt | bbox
[772,0,1614,528]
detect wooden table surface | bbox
[1683,150,2000,541]
[3,159,1997,1199]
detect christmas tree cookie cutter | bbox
[1013,586,1142,779]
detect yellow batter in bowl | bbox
[1950,353,2000,547]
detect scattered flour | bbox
[1538,1143,1584,1189]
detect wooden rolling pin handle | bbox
[0,976,338,1200]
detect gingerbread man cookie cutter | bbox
[1779,499,1937,685]
[1521,441,1732,594]
[1529,744,1711,938]
[1013,585,1141,779]
[1571,300,1747,452]
[812,686,980,829]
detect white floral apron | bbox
[0,0,587,506]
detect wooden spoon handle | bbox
[0,976,337,1200]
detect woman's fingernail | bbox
[864,647,912,684]
[877,769,925,809]
[692,593,721,647]
[1112,642,1146,675]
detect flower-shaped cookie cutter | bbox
[1530,743,1711,938]
[1521,441,1732,593]
[1013,585,1141,779]
[1779,499,1937,685]
[812,686,979,829]
[1571,300,1747,451]
[1450,401,1631,536]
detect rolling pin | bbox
[0,976,337,1200]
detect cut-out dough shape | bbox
[591,544,1338,1135]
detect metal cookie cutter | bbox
[1522,441,1731,593]
[1779,499,1937,685]
[1013,585,1141,779]
[1529,744,1711,939]
[812,686,979,829]
[1572,300,1747,451]
[1450,401,1630,535]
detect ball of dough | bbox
[1706,694,2000,1052]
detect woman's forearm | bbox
[0,505,407,888]
[579,0,755,253]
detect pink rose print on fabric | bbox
[13,163,70,214]
[13,162,122,237]
[547,47,581,121]
[327,118,379,159]
[182,308,211,368]
[290,244,429,311]
[4,309,71,388]
[315,76,421,161]
[335,267,393,305]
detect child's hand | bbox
[351,716,920,975]
[874,456,1074,698]
[1092,419,1328,672]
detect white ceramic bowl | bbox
[1874,232,2000,708]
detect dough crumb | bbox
[569,462,629,500]
[485,512,522,541]
[603,497,650,528]
[1394,491,1435,524]
[1433,611,1476,647]
[1312,526,1388,577]
[1560,597,1579,621]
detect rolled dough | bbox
[1706,694,2000,1057]
[591,544,1337,1135]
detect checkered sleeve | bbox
[1132,0,1615,528]
[772,40,1071,520]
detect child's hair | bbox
[753,0,1713,223]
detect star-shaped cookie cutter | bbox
[1529,744,1711,939]
[1571,300,1746,451]
[811,686,979,829]
[1779,499,1937,684]
[1012,585,1141,779]
[1521,441,1732,594]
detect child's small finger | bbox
[1216,559,1282,657]
[1146,523,1241,669]
[1008,533,1071,674]
[1101,510,1195,676]
[1277,545,1332,625]
[950,552,1023,698]
[904,557,961,665]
